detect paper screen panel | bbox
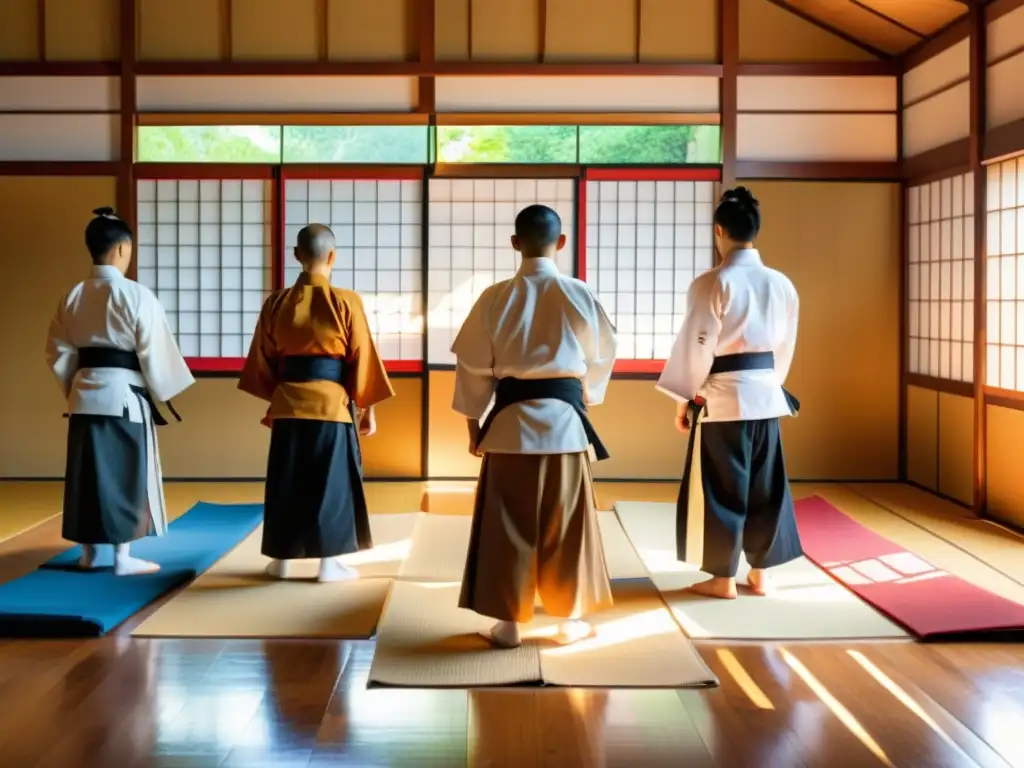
[136,179,274,364]
[426,178,576,365]
[985,158,1024,390]
[585,180,715,360]
[282,178,424,363]
[906,172,974,384]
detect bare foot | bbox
[78,544,99,570]
[685,576,738,600]
[480,620,521,648]
[746,568,771,596]
[551,620,596,646]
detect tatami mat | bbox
[614,501,908,641]
[132,513,420,639]
[851,483,1024,588]
[369,513,717,688]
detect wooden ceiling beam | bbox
[761,0,895,60]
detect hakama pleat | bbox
[62,386,165,545]
[676,416,803,578]
[459,452,613,623]
[262,418,371,560]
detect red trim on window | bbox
[272,167,283,290]
[385,360,424,374]
[280,166,424,181]
[187,357,247,372]
[613,359,665,375]
[186,358,422,375]
[577,176,587,281]
[585,167,722,182]
[134,164,276,180]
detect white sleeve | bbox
[656,277,722,403]
[135,290,195,403]
[450,294,496,420]
[579,291,616,406]
[775,289,799,384]
[45,298,77,401]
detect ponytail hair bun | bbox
[714,186,761,242]
[85,206,133,262]
[721,186,759,208]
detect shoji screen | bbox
[136,174,274,370]
[426,177,576,365]
[282,172,424,368]
[583,171,717,367]
[985,158,1024,390]
[907,172,975,383]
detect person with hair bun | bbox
[45,207,194,575]
[656,187,802,600]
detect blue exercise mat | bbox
[0,502,264,638]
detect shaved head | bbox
[296,223,336,262]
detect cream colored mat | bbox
[132,513,420,639]
[369,513,717,688]
[614,501,908,641]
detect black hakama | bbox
[62,388,161,545]
[676,415,803,578]
[262,417,372,560]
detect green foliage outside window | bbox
[137,124,721,165]
[136,126,283,163]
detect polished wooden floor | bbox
[0,481,1022,768]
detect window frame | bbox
[580,166,723,375]
[279,165,427,375]
[136,162,725,377]
[133,162,279,374]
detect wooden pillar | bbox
[720,0,739,189]
[969,2,987,516]
[897,74,907,481]
[117,0,137,281]
[419,0,436,480]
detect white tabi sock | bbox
[265,559,292,579]
[78,544,98,569]
[317,557,359,583]
[482,620,522,648]
[113,543,160,576]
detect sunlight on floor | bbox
[534,609,674,656]
[848,650,970,761]
[341,538,413,566]
[780,647,894,768]
[716,649,775,710]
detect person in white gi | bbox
[656,187,802,600]
[46,207,194,575]
[452,204,617,648]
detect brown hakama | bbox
[458,451,614,623]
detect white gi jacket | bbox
[451,257,617,454]
[656,249,798,423]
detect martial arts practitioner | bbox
[657,187,802,599]
[453,204,617,648]
[239,224,394,583]
[46,207,194,575]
